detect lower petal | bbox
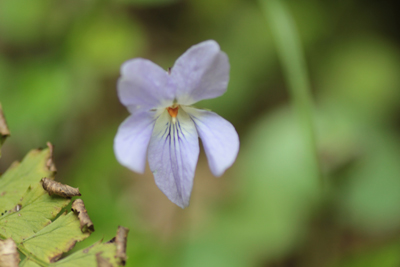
[184,107,239,177]
[147,109,199,208]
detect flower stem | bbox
[260,0,323,187]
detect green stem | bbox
[260,0,323,187]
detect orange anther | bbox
[167,106,179,118]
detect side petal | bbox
[118,58,175,111]
[184,107,239,177]
[170,40,230,105]
[114,111,158,173]
[148,109,199,208]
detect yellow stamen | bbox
[167,106,179,118]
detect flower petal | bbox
[147,109,199,208]
[184,107,239,177]
[118,58,175,112]
[114,111,158,173]
[171,40,230,105]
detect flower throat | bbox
[167,106,179,118]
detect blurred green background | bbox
[1,0,400,266]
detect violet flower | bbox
[114,40,239,208]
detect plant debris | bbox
[115,226,129,266]
[41,178,81,198]
[0,239,20,267]
[0,104,10,144]
[45,142,57,172]
[96,253,113,267]
[71,199,94,233]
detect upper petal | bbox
[118,58,175,112]
[114,111,158,173]
[184,107,239,177]
[147,109,199,208]
[170,40,230,105]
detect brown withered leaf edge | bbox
[0,238,20,267]
[96,253,113,267]
[71,199,94,233]
[41,178,81,198]
[115,226,129,266]
[45,142,57,172]
[0,104,10,144]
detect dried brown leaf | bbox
[0,104,10,143]
[0,239,20,267]
[115,226,129,266]
[41,178,81,198]
[96,253,113,267]
[45,142,57,172]
[71,199,94,233]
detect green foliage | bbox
[0,105,127,266]
[21,212,90,263]
[0,184,70,244]
[51,241,119,267]
[261,0,321,186]
[316,37,400,121]
[19,241,119,267]
[0,148,56,211]
[116,0,178,6]
[0,0,53,45]
[334,241,400,267]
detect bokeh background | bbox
[1,0,400,266]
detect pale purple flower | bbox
[114,40,239,208]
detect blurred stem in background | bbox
[260,0,323,188]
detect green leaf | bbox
[0,184,70,243]
[0,146,55,211]
[20,259,41,267]
[21,212,90,263]
[0,103,128,266]
[51,240,119,267]
[20,240,121,267]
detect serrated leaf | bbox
[0,104,128,266]
[21,212,90,263]
[0,183,70,243]
[0,146,55,211]
[20,240,121,267]
[51,240,119,267]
